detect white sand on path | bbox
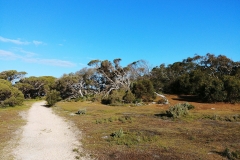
[11,101,86,160]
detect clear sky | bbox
[0,0,239,78]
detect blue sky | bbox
[0,0,239,78]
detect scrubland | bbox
[53,95,240,160]
[1,95,239,159]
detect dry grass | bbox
[0,100,36,159]
[54,95,240,160]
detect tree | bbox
[75,67,101,97]
[0,70,27,83]
[197,76,226,102]
[127,60,151,80]
[150,64,168,93]
[0,79,24,107]
[88,58,132,98]
[15,76,56,99]
[149,53,240,103]
[223,76,240,103]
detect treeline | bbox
[151,53,240,103]
[0,70,56,107]
[1,53,240,107]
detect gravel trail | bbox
[12,101,85,160]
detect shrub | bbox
[76,108,86,115]
[102,89,132,105]
[91,94,102,102]
[166,103,194,118]
[110,128,124,138]
[0,80,24,107]
[46,90,61,106]
[184,102,195,110]
[132,79,156,102]
[123,90,135,103]
[108,89,126,104]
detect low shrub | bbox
[76,108,86,115]
[166,102,194,118]
[185,102,195,110]
[110,128,124,138]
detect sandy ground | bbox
[10,101,87,160]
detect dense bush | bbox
[0,79,24,107]
[102,89,136,105]
[132,79,156,102]
[46,90,61,106]
[108,89,126,105]
[223,76,240,103]
[3,88,24,107]
[123,90,135,103]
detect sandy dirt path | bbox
[12,101,85,160]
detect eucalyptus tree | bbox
[54,73,79,99]
[75,67,102,96]
[150,53,240,103]
[0,70,27,83]
[87,58,132,98]
[15,76,56,98]
[127,59,151,80]
[85,58,153,104]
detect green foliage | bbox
[16,76,56,99]
[223,76,240,103]
[0,79,24,107]
[54,74,79,99]
[0,82,12,101]
[150,64,166,93]
[150,53,240,103]
[0,70,27,82]
[102,89,135,105]
[185,103,195,110]
[166,103,194,118]
[123,90,135,103]
[108,89,126,105]
[3,54,240,104]
[197,77,227,102]
[46,90,61,106]
[132,79,155,102]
